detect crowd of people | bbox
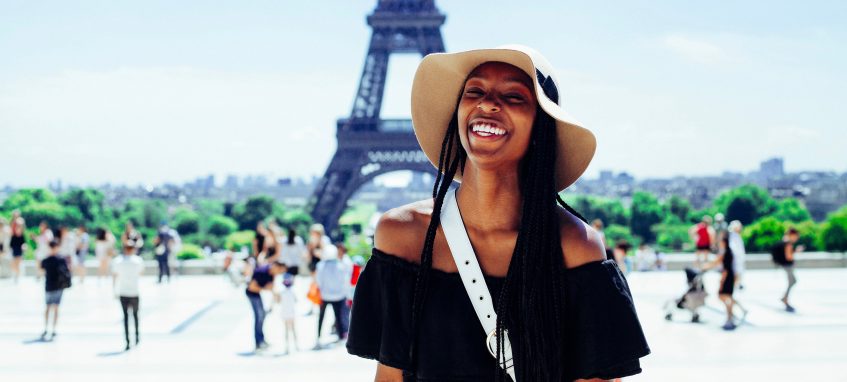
[589,213,804,332]
[0,212,181,350]
[226,221,360,354]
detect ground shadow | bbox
[97,350,129,357]
[21,337,51,345]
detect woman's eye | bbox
[464,88,484,97]
[504,94,525,103]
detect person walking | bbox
[32,221,54,279]
[727,220,746,290]
[702,235,747,330]
[347,45,649,381]
[95,228,116,281]
[773,227,802,312]
[112,237,145,350]
[154,223,173,284]
[314,244,352,349]
[8,218,26,283]
[74,225,89,284]
[689,215,715,267]
[0,217,10,279]
[40,239,71,340]
[245,260,287,353]
[279,227,305,277]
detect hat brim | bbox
[411,48,596,192]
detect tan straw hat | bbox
[411,44,596,192]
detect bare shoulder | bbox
[556,206,607,269]
[373,199,435,264]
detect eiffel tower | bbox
[308,0,446,237]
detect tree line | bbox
[2,184,846,259]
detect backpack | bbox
[56,260,73,289]
[770,241,788,265]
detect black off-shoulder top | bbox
[347,248,650,381]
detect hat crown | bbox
[496,44,561,106]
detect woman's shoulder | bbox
[555,206,607,269]
[373,198,435,264]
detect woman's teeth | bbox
[471,123,506,137]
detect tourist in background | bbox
[702,235,747,330]
[121,221,144,255]
[280,227,305,277]
[613,240,632,274]
[40,239,71,340]
[0,217,10,279]
[635,243,657,271]
[74,225,89,283]
[263,220,280,265]
[32,221,54,279]
[306,224,331,316]
[277,273,298,354]
[113,236,145,350]
[689,215,715,267]
[727,220,746,290]
[252,221,268,260]
[154,222,173,284]
[592,219,613,261]
[314,244,351,349]
[95,228,116,281]
[9,218,26,283]
[245,259,287,353]
[773,227,802,312]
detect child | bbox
[277,273,298,354]
[41,239,71,340]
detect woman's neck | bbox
[455,164,522,232]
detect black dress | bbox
[347,249,650,381]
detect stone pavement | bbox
[0,266,845,381]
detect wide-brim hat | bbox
[411,44,596,192]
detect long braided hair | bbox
[409,95,587,380]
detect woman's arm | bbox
[374,363,403,382]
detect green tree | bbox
[743,216,785,252]
[714,184,777,225]
[653,216,690,251]
[225,230,256,251]
[207,214,238,237]
[20,202,83,228]
[793,220,820,251]
[2,188,58,212]
[232,195,276,230]
[819,207,847,252]
[564,195,629,226]
[605,224,639,247]
[60,188,106,223]
[773,198,812,223]
[173,209,201,235]
[629,191,664,243]
[664,196,692,223]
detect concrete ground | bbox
[0,266,844,381]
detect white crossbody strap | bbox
[441,189,516,380]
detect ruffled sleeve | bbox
[346,249,416,370]
[563,259,651,380]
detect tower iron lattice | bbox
[308,0,446,236]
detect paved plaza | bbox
[0,264,845,381]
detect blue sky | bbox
[1,0,845,187]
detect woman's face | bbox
[457,62,537,172]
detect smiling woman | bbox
[346,45,650,381]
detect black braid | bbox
[409,110,463,370]
[494,106,569,380]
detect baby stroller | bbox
[664,267,707,323]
